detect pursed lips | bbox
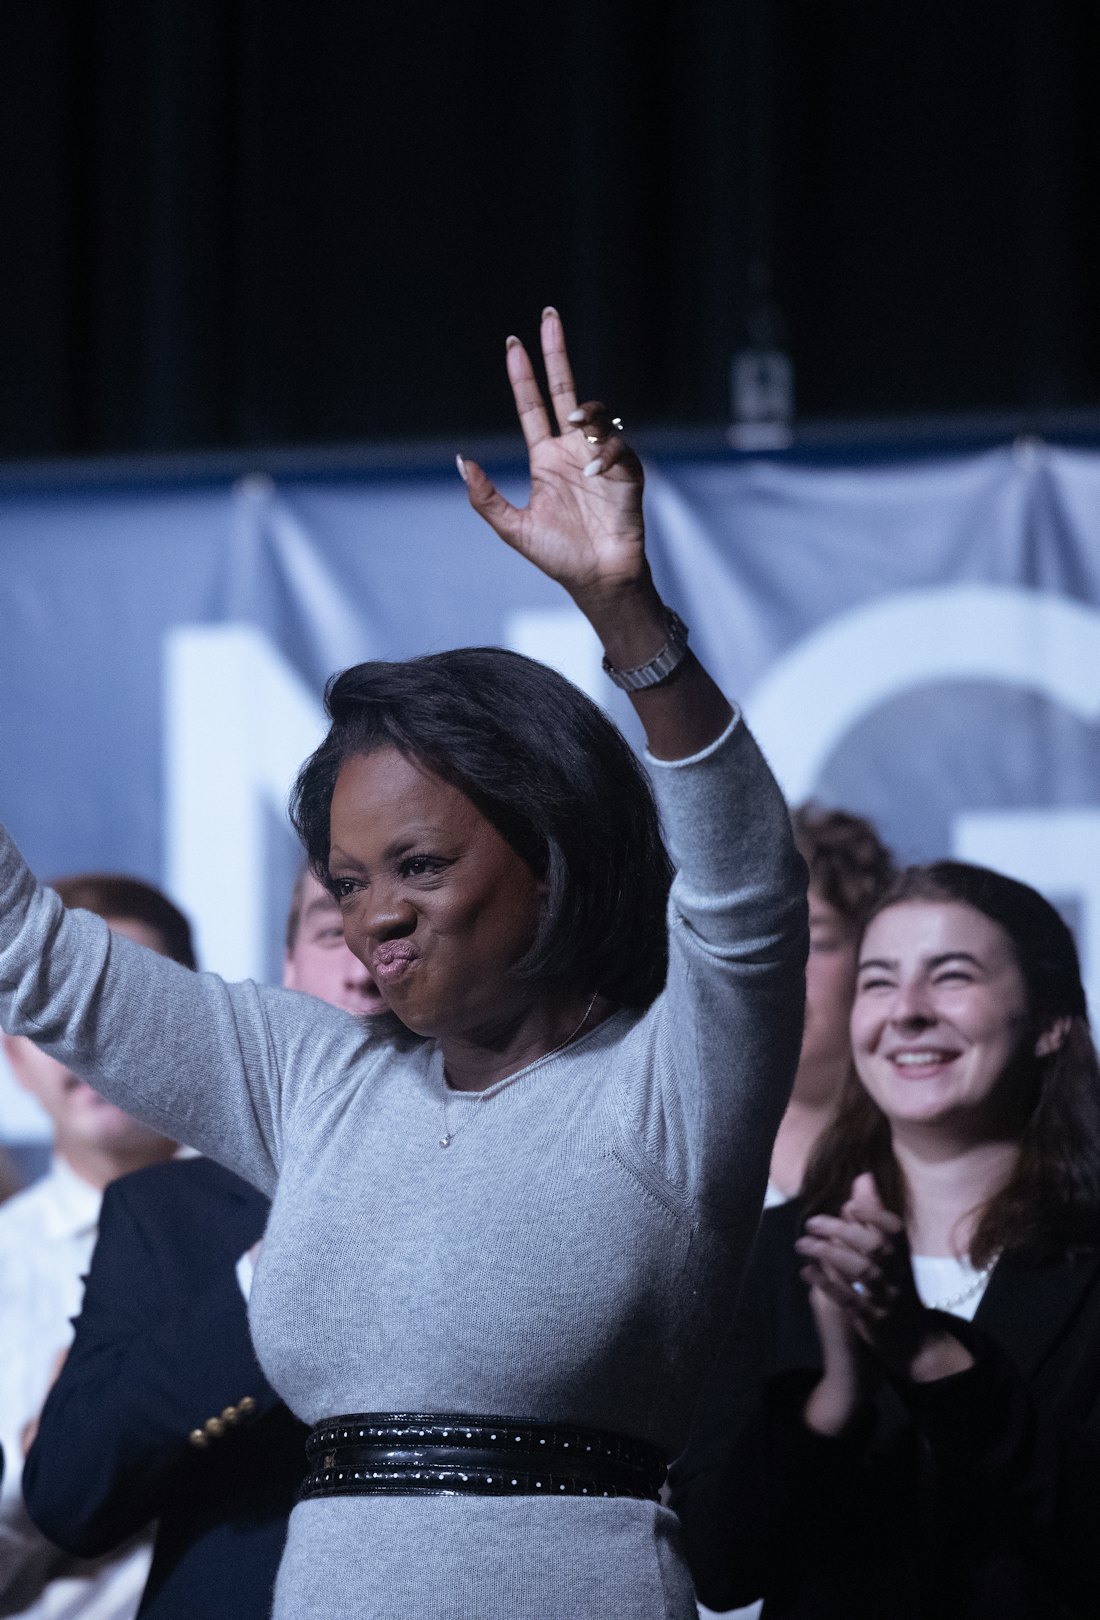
[370,941,418,983]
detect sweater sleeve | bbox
[0,826,377,1195]
[618,713,808,1222]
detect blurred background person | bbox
[765,807,895,1209]
[22,869,386,1620]
[671,861,1100,1618]
[0,875,194,1620]
[279,865,389,1017]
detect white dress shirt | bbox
[0,1157,152,1619]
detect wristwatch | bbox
[602,608,690,691]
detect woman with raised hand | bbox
[0,309,807,1619]
[671,860,1100,1620]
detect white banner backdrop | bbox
[2,439,1098,1160]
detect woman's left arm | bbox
[464,312,809,1216]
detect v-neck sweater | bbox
[0,714,807,1620]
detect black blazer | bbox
[24,1157,308,1620]
[670,1200,1100,1620]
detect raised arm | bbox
[0,853,371,1190]
[463,308,808,1218]
[459,306,731,760]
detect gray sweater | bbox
[0,715,807,1620]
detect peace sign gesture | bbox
[461,304,731,761]
[458,307,647,608]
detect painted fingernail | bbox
[455,454,469,484]
[583,457,605,477]
[542,305,559,320]
[506,335,521,350]
[567,408,586,423]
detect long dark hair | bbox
[802,861,1100,1265]
[289,646,673,1010]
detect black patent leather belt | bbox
[300,1412,666,1501]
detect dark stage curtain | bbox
[1,1,1098,458]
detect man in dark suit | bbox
[23,871,386,1619]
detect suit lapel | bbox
[974,1246,1100,1380]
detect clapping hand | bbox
[797,1173,973,1396]
[797,1172,924,1364]
[459,307,648,610]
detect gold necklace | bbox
[438,992,599,1149]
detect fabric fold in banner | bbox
[1,440,1099,1154]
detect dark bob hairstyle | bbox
[803,860,1100,1266]
[289,647,673,1009]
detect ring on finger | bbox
[582,411,624,445]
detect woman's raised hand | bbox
[462,305,732,760]
[459,308,647,609]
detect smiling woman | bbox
[807,862,1099,1268]
[0,311,808,1620]
[853,902,1036,1137]
[672,860,1100,1619]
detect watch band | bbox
[601,609,690,692]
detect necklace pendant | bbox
[439,1132,453,1148]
